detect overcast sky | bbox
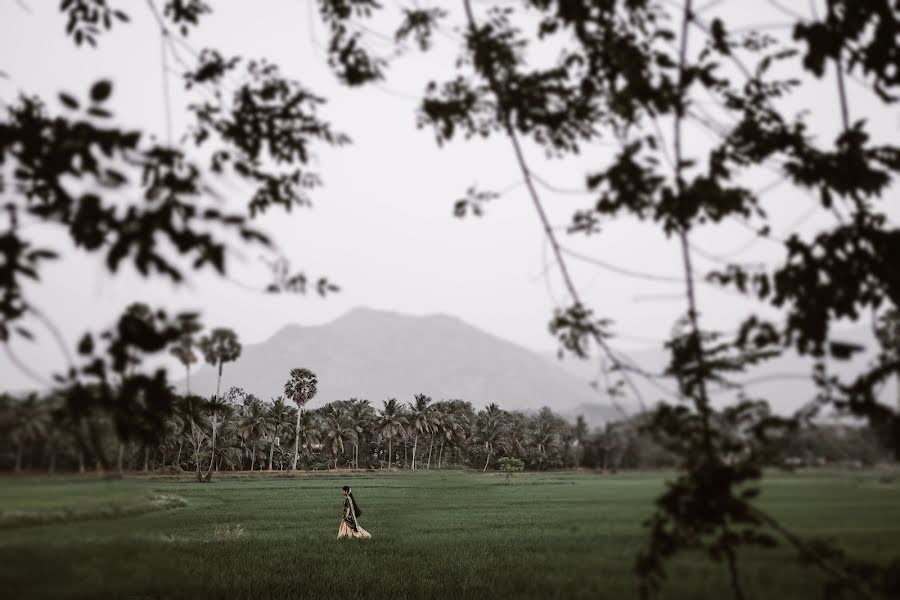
[2,0,898,391]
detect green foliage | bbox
[497,456,524,483]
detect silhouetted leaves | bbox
[395,7,446,51]
[60,0,129,46]
[453,186,497,218]
[89,79,111,102]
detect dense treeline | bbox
[1,388,891,475]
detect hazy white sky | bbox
[1,0,897,391]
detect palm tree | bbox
[502,411,529,460]
[240,396,268,471]
[294,409,322,469]
[530,407,560,470]
[169,317,202,395]
[348,399,373,469]
[444,399,474,467]
[426,406,447,469]
[322,405,355,470]
[573,415,589,469]
[265,397,292,471]
[436,407,466,469]
[377,398,407,469]
[283,368,317,471]
[475,403,504,472]
[408,393,433,471]
[198,327,242,401]
[176,392,208,480]
[11,394,49,472]
[202,390,235,480]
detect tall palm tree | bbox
[198,327,242,400]
[202,391,234,480]
[502,410,529,460]
[294,409,322,469]
[11,394,49,472]
[322,405,355,470]
[265,397,292,471]
[240,396,268,471]
[348,399,373,469]
[574,414,589,469]
[169,317,202,395]
[530,407,560,470]
[377,398,407,469]
[445,399,474,467]
[475,402,504,472]
[283,368,317,471]
[408,393,433,471]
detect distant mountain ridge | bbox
[185,307,622,424]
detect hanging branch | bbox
[460,0,647,413]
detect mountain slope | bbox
[185,307,616,416]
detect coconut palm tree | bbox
[573,414,589,469]
[444,399,474,467]
[169,317,202,395]
[502,410,529,460]
[11,394,49,472]
[377,398,407,469]
[198,327,242,401]
[322,405,355,470]
[475,403,504,472]
[202,390,235,480]
[265,397,292,471]
[240,396,268,471]
[408,393,433,471]
[347,399,373,469]
[530,407,560,470]
[293,409,322,469]
[283,368,317,471]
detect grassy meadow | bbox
[1,469,899,599]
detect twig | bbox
[461,0,647,412]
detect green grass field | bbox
[1,470,899,599]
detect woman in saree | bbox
[337,485,371,539]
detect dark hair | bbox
[342,485,362,517]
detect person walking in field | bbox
[337,485,371,539]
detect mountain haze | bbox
[186,308,621,422]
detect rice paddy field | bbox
[1,469,899,599]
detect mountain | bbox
[184,307,622,420]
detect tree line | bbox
[2,384,891,476]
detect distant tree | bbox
[265,397,292,471]
[322,405,354,470]
[201,386,240,480]
[501,410,529,460]
[198,328,242,401]
[529,407,560,470]
[408,393,433,471]
[434,400,466,469]
[10,393,49,472]
[573,415,589,469]
[377,398,407,469]
[239,395,268,471]
[348,399,374,469]
[294,409,322,470]
[169,317,203,396]
[498,456,525,484]
[475,403,504,472]
[283,368,318,471]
